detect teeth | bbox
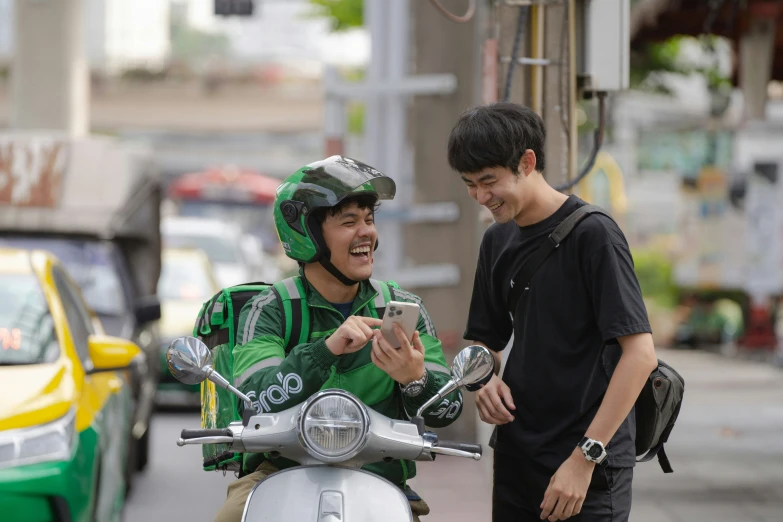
[488,203,502,210]
[350,246,371,254]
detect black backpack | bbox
[505,204,685,473]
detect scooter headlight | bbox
[298,390,369,462]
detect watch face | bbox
[404,383,424,397]
[587,444,603,459]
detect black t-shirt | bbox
[465,195,651,470]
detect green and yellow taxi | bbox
[0,248,141,522]
[156,247,220,407]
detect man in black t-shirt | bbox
[447,103,658,522]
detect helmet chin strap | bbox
[319,254,361,287]
[309,215,365,286]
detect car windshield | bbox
[163,234,241,264]
[0,238,128,317]
[158,253,215,301]
[178,201,278,251]
[0,274,59,365]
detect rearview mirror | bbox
[87,335,142,373]
[166,336,255,412]
[414,345,495,422]
[166,336,212,385]
[451,344,494,388]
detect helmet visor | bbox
[292,157,396,210]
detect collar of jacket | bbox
[297,266,379,315]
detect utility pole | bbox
[407,0,484,439]
[494,0,630,194]
[740,14,776,121]
[11,0,89,135]
[541,0,577,190]
[487,1,577,189]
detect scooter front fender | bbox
[242,466,413,522]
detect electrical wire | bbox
[554,92,607,192]
[429,0,476,23]
[503,7,529,102]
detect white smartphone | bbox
[381,301,421,349]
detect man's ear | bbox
[517,150,537,176]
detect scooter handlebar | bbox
[180,428,233,440]
[430,441,483,460]
[434,441,482,455]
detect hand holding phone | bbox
[380,301,420,349]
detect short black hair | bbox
[311,193,380,228]
[447,102,546,175]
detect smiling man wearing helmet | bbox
[212,156,463,522]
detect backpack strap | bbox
[195,288,229,337]
[637,442,674,473]
[506,204,613,315]
[272,276,310,353]
[194,299,210,337]
[292,277,310,348]
[369,279,395,318]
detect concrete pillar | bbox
[408,0,484,440]
[11,0,88,135]
[738,12,778,350]
[740,17,775,121]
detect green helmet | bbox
[273,155,396,265]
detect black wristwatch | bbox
[578,436,608,465]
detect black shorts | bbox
[492,450,633,522]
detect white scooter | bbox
[166,336,494,522]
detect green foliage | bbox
[631,35,731,95]
[308,0,363,31]
[631,36,691,94]
[171,25,231,61]
[347,103,365,135]
[120,67,168,82]
[632,248,678,309]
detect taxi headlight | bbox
[298,390,369,462]
[0,409,76,470]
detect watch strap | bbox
[578,437,608,465]
[401,370,428,396]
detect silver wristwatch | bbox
[400,371,428,398]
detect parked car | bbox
[162,216,280,288]
[0,237,160,477]
[0,248,141,521]
[0,133,163,478]
[156,248,220,407]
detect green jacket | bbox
[233,273,463,486]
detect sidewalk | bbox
[412,347,783,522]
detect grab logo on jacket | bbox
[247,372,304,413]
[431,397,462,419]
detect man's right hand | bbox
[325,316,383,356]
[476,374,516,425]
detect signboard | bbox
[673,127,783,294]
[744,162,782,297]
[674,166,746,290]
[0,138,69,208]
